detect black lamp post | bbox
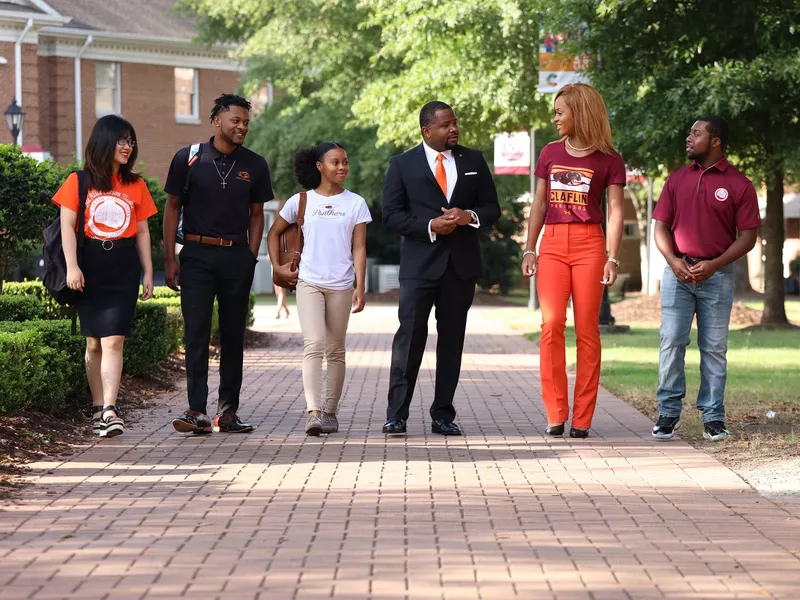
[4,98,25,147]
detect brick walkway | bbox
[2,304,800,600]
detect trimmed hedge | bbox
[0,321,85,413]
[0,303,171,413]
[0,295,46,322]
[0,282,258,413]
[123,303,170,375]
[2,281,64,319]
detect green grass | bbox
[526,326,800,444]
[743,298,800,324]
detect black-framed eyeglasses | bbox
[117,138,136,148]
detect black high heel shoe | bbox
[569,427,589,439]
[546,423,565,436]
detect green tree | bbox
[551,0,800,326]
[352,0,550,145]
[0,146,66,291]
[178,0,534,291]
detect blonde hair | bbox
[554,83,616,155]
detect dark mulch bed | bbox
[610,293,764,326]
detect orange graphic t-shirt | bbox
[53,173,158,240]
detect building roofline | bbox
[37,25,235,50]
[26,0,62,17]
[0,9,70,25]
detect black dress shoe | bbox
[432,420,461,436]
[213,413,256,433]
[382,419,407,434]
[569,427,589,439]
[546,423,565,436]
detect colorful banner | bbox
[538,30,591,94]
[494,131,530,175]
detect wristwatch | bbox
[607,257,620,266]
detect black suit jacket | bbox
[381,144,501,281]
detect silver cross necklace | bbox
[213,157,236,189]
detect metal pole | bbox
[74,35,93,163]
[528,129,539,311]
[14,19,33,148]
[645,176,654,295]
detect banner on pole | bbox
[538,30,591,94]
[494,131,530,175]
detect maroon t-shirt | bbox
[534,140,627,224]
[653,157,762,258]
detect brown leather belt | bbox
[682,253,717,266]
[184,234,245,247]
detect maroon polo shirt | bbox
[653,157,761,259]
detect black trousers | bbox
[387,262,476,423]
[179,242,256,416]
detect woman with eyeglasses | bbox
[52,115,158,438]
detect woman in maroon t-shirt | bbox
[521,83,626,438]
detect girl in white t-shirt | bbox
[267,142,372,436]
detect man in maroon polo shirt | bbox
[651,116,761,442]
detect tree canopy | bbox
[550,0,800,324]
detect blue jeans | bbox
[657,264,735,423]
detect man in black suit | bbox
[382,101,501,436]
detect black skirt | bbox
[77,243,141,338]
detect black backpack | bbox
[43,170,88,329]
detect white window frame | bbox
[623,220,640,239]
[175,68,200,124]
[95,61,121,118]
[251,82,274,116]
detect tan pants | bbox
[296,280,353,412]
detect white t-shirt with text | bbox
[280,189,372,291]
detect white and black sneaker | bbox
[703,421,730,442]
[652,415,680,440]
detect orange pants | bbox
[537,223,607,429]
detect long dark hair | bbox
[292,142,346,189]
[84,115,141,191]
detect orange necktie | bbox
[435,153,447,197]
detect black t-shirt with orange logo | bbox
[164,137,274,243]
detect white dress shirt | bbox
[422,142,480,242]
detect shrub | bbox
[124,303,170,375]
[0,303,178,413]
[150,286,180,299]
[2,280,64,319]
[0,295,46,322]
[0,146,68,287]
[0,321,85,412]
[0,329,46,413]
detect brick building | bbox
[0,0,263,184]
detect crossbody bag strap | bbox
[292,191,308,270]
[297,191,307,248]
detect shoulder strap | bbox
[188,143,202,166]
[182,143,204,202]
[297,191,307,226]
[294,191,307,262]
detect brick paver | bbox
[2,304,800,599]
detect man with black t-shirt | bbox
[163,94,274,435]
